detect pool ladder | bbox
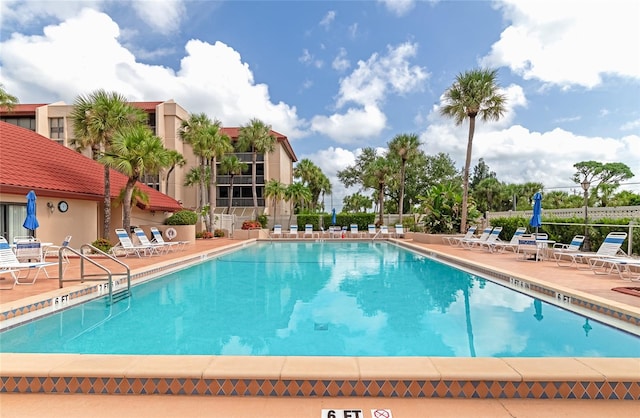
[58,244,131,305]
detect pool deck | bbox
[1,237,639,417]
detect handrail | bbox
[59,244,131,304]
[371,230,382,240]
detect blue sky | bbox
[1,0,639,210]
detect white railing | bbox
[487,205,640,221]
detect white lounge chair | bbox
[459,227,493,249]
[380,225,390,238]
[286,225,299,238]
[516,234,541,261]
[271,224,283,239]
[349,224,361,238]
[489,227,527,253]
[42,235,72,273]
[368,224,377,237]
[587,257,640,281]
[394,224,405,238]
[443,226,477,246]
[134,228,170,254]
[554,232,627,268]
[111,229,159,257]
[150,227,187,251]
[551,235,585,260]
[473,226,503,251]
[0,237,56,287]
[304,224,318,238]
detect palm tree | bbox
[100,125,171,233]
[219,155,247,214]
[70,89,147,239]
[205,120,233,212]
[440,69,506,232]
[237,118,277,219]
[364,156,394,226]
[264,179,288,223]
[294,158,329,211]
[164,150,187,195]
[285,182,312,226]
[179,113,211,220]
[0,83,19,111]
[184,166,209,211]
[388,133,421,222]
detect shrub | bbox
[242,220,262,230]
[257,214,268,228]
[196,231,214,239]
[214,229,225,238]
[165,210,197,225]
[91,238,112,253]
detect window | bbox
[141,174,160,191]
[49,117,64,142]
[1,117,36,131]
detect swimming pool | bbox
[1,241,638,357]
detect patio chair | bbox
[459,227,493,249]
[472,226,504,251]
[489,227,527,253]
[368,224,377,237]
[150,227,187,251]
[554,231,628,268]
[286,225,299,238]
[587,257,640,281]
[380,225,391,238]
[110,229,160,258]
[270,224,283,239]
[304,224,318,238]
[349,224,361,238]
[443,226,477,247]
[394,224,405,238]
[551,235,585,260]
[0,237,56,287]
[42,235,72,273]
[516,234,541,261]
[134,228,170,255]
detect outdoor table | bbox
[535,239,556,260]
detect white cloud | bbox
[319,10,336,29]
[298,48,323,69]
[378,0,415,17]
[0,0,104,27]
[131,0,185,35]
[482,0,640,88]
[336,42,428,108]
[621,118,640,132]
[332,48,350,72]
[0,8,308,139]
[311,105,387,143]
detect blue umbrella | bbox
[529,192,542,233]
[331,208,336,225]
[23,190,39,235]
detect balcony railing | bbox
[216,198,265,207]
[216,175,264,185]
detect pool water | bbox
[1,242,638,356]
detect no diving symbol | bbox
[372,409,392,418]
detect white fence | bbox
[487,205,640,222]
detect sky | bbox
[1,0,639,211]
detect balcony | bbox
[216,175,264,185]
[216,198,265,207]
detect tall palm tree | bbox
[164,150,187,195]
[219,155,247,214]
[364,156,394,226]
[264,179,288,223]
[179,113,211,220]
[184,166,209,211]
[70,89,147,239]
[100,125,171,233]
[0,83,19,111]
[388,133,421,222]
[285,182,312,226]
[440,69,506,232]
[205,120,233,213]
[238,118,277,219]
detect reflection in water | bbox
[1,242,639,357]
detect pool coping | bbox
[1,239,639,400]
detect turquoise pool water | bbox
[1,242,638,356]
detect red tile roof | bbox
[0,103,47,116]
[221,127,297,162]
[0,122,182,212]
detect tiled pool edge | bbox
[1,239,639,400]
[1,354,638,399]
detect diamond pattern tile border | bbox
[1,377,638,399]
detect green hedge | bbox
[296,213,376,230]
[491,216,639,255]
[165,210,198,225]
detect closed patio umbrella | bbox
[23,190,40,237]
[331,208,336,225]
[529,192,542,234]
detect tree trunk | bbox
[165,166,175,195]
[206,157,216,233]
[104,165,111,240]
[251,151,258,219]
[378,183,384,225]
[399,160,406,222]
[227,178,234,214]
[461,116,476,233]
[122,179,136,235]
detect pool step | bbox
[108,289,130,305]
